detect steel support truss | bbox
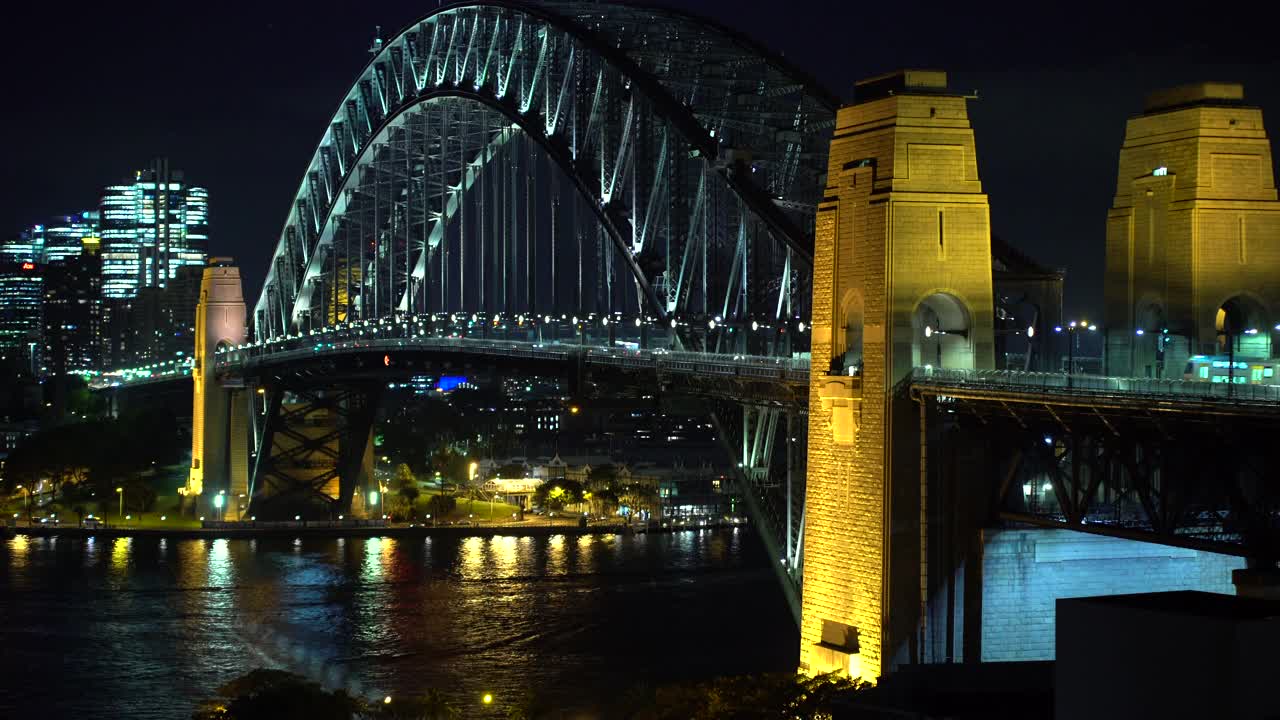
[709,400,808,624]
[248,381,381,519]
[915,389,1280,561]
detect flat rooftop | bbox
[1062,590,1280,621]
[1144,82,1246,113]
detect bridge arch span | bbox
[253,1,837,354]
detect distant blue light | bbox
[437,375,468,392]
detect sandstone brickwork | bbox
[800,70,993,682]
[1105,82,1280,376]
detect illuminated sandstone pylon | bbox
[188,261,249,517]
[800,70,994,682]
[1104,82,1280,378]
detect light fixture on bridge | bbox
[752,320,760,331]
[634,317,642,327]
[670,318,678,328]
[601,317,609,327]
[1136,329,1145,336]
[924,325,933,338]
[1027,325,1036,338]
[708,319,717,330]
[798,322,806,333]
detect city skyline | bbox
[1,2,1277,323]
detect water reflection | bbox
[0,530,793,720]
[110,537,131,575]
[7,534,29,570]
[493,536,518,574]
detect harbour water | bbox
[0,529,796,718]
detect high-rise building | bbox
[100,158,209,299]
[1,228,42,265]
[40,211,100,264]
[0,260,44,377]
[43,251,101,376]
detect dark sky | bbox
[2,1,1277,322]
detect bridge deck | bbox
[909,367,1280,417]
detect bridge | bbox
[95,0,1280,687]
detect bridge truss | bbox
[243,0,837,617]
[913,369,1280,560]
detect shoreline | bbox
[6,521,744,541]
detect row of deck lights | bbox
[223,313,809,353]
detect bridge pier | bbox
[187,261,249,518]
[800,70,995,683]
[247,381,380,520]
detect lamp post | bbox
[116,486,124,519]
[214,491,226,521]
[16,485,30,523]
[1054,320,1097,387]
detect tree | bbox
[191,669,361,720]
[375,689,458,719]
[2,421,102,505]
[625,672,867,720]
[495,462,526,479]
[429,447,471,490]
[532,479,584,511]
[394,464,420,520]
[424,493,455,519]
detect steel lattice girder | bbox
[253,1,834,355]
[921,394,1280,559]
[249,383,380,517]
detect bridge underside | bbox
[233,341,809,611]
[915,383,1280,561]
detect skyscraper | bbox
[0,260,44,377]
[0,228,42,265]
[100,159,208,299]
[40,211,101,264]
[43,251,102,376]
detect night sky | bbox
[2,1,1276,321]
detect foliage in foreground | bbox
[193,668,866,720]
[621,672,867,720]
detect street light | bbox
[116,487,124,519]
[213,491,226,521]
[1054,320,1097,386]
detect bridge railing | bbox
[211,319,812,384]
[912,366,1280,405]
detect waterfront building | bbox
[100,158,209,299]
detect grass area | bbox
[397,484,525,522]
[445,497,524,522]
[4,492,203,529]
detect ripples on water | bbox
[0,530,796,718]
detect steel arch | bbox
[253,0,835,349]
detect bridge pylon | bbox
[187,261,250,519]
[800,70,995,682]
[1104,81,1280,378]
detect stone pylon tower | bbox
[1105,82,1280,378]
[188,260,249,517]
[800,70,994,682]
